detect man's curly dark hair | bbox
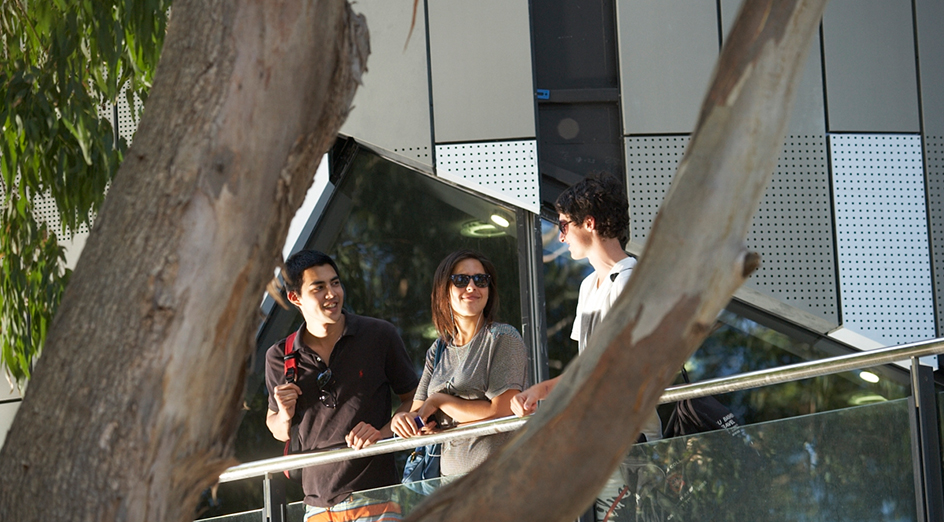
[555,172,630,248]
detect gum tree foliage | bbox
[0,1,170,385]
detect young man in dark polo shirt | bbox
[265,250,418,521]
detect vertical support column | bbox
[909,358,944,522]
[517,209,548,386]
[263,472,287,522]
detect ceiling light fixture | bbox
[490,211,511,228]
[460,220,506,238]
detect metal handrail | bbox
[218,336,944,483]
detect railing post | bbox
[263,472,287,522]
[908,358,943,522]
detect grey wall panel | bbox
[0,401,19,450]
[427,1,535,143]
[617,0,718,135]
[339,0,433,166]
[832,134,935,344]
[915,0,944,335]
[721,0,827,136]
[743,136,838,324]
[929,136,944,335]
[822,0,920,133]
[916,0,944,136]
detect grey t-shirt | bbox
[415,322,529,476]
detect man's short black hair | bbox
[555,172,630,248]
[283,250,341,294]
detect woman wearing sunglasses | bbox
[391,249,529,476]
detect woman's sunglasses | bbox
[449,273,491,288]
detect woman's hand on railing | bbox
[392,411,440,438]
[391,411,422,438]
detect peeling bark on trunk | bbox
[406,1,828,521]
[0,1,368,521]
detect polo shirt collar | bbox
[292,310,359,353]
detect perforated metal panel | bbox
[2,93,140,235]
[927,135,944,335]
[625,136,689,243]
[627,135,839,324]
[832,134,935,344]
[744,136,837,323]
[0,181,83,233]
[435,140,539,213]
[391,146,431,164]
[100,91,143,145]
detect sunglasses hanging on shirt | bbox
[315,368,337,408]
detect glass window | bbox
[689,310,910,425]
[541,217,590,378]
[199,146,524,518]
[539,218,910,429]
[319,148,522,367]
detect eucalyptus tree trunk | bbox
[406,1,828,521]
[0,1,367,521]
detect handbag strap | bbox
[680,365,691,384]
[433,338,445,368]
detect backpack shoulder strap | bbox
[283,331,299,383]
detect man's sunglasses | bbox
[449,273,491,288]
[558,218,572,235]
[315,368,337,408]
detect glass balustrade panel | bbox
[202,397,915,522]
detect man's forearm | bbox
[266,410,291,442]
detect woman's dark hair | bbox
[555,172,630,248]
[430,249,500,342]
[283,250,341,294]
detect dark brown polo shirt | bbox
[265,312,418,507]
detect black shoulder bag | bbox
[663,367,741,438]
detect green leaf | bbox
[0,0,171,388]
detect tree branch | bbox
[406,1,828,520]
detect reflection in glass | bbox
[201,399,917,522]
[322,149,522,368]
[539,217,909,428]
[623,398,915,521]
[690,311,909,426]
[541,218,591,378]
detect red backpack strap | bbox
[283,331,298,383]
[282,331,300,480]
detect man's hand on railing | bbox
[511,378,556,417]
[345,421,382,450]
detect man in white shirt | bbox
[512,173,662,521]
